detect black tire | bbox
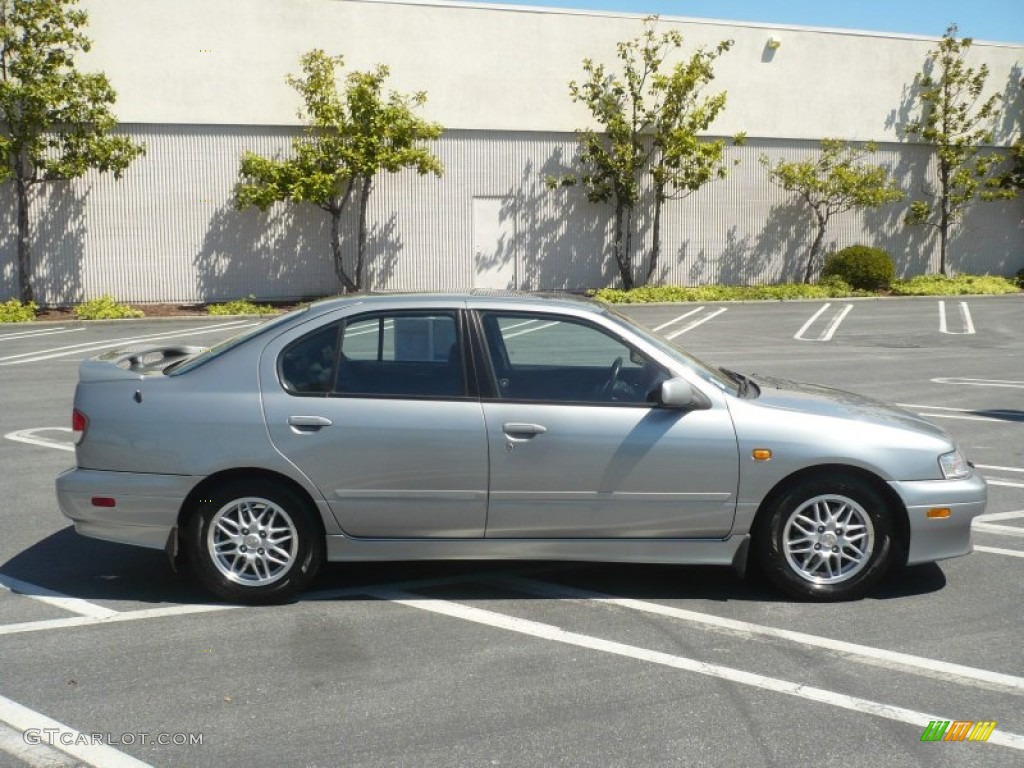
[754,475,899,601]
[184,479,324,605]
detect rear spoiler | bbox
[79,346,207,382]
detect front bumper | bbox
[889,472,988,565]
[56,468,199,550]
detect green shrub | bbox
[890,274,1020,296]
[0,299,37,323]
[74,295,144,320]
[591,281,862,303]
[207,297,277,316]
[821,246,895,290]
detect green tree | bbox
[0,0,144,303]
[902,24,1015,275]
[557,18,736,289]
[236,50,443,293]
[761,139,904,283]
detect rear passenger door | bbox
[261,309,489,538]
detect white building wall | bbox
[2,128,1019,305]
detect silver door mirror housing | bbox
[657,378,711,410]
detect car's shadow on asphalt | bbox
[1,527,948,608]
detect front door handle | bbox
[288,415,333,430]
[502,422,547,438]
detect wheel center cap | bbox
[244,534,261,549]
[822,532,838,548]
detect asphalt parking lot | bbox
[1,295,1022,768]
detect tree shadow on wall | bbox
[194,202,402,302]
[505,149,619,291]
[0,182,86,306]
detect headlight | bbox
[939,449,970,480]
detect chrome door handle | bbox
[502,422,547,438]
[288,415,333,429]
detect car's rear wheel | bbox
[755,475,898,601]
[184,480,324,604]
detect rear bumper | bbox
[889,472,988,565]
[56,468,198,550]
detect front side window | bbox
[337,312,465,398]
[479,313,666,404]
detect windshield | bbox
[169,308,309,375]
[602,307,740,396]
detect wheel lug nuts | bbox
[240,546,247,553]
[258,548,264,555]
[814,544,821,550]
[836,528,843,535]
[832,546,839,553]
[817,526,825,533]
[243,528,249,535]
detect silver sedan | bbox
[56,293,986,603]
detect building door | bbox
[472,197,517,290]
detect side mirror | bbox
[657,378,711,410]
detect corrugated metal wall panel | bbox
[1,126,1020,305]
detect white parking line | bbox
[665,307,727,339]
[974,522,1024,538]
[975,546,1024,558]
[976,510,1024,522]
[931,377,1024,389]
[653,307,705,331]
[0,721,81,767]
[0,321,253,366]
[371,588,1024,751]
[0,327,85,342]
[894,403,1023,425]
[0,694,152,768]
[794,303,852,341]
[0,575,119,619]
[4,428,75,453]
[503,321,559,339]
[938,300,976,335]
[489,575,1024,693]
[0,604,236,637]
[987,479,1024,489]
[976,465,1024,475]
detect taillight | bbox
[72,409,88,444]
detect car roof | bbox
[303,291,606,319]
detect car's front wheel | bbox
[755,475,899,601]
[184,480,324,604]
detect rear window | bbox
[170,309,309,375]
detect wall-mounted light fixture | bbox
[767,36,782,50]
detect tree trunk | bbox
[329,201,357,294]
[15,174,34,304]
[938,163,950,276]
[613,200,634,290]
[805,210,827,284]
[355,177,373,291]
[645,188,664,286]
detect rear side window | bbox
[279,323,341,395]
[337,312,466,398]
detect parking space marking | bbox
[0,575,119,620]
[5,428,75,453]
[503,321,560,339]
[895,403,1024,424]
[652,307,705,331]
[976,465,1024,475]
[976,510,1024,522]
[938,300,976,335]
[0,604,235,638]
[0,327,85,342]
[0,694,152,768]
[974,522,1024,538]
[931,377,1024,389]
[664,308,728,339]
[987,479,1024,489]
[486,575,1024,692]
[0,721,81,767]
[0,321,254,366]
[371,587,1024,751]
[975,546,1024,558]
[793,303,852,341]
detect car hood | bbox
[746,374,950,440]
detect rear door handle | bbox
[288,415,333,430]
[502,422,547,438]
